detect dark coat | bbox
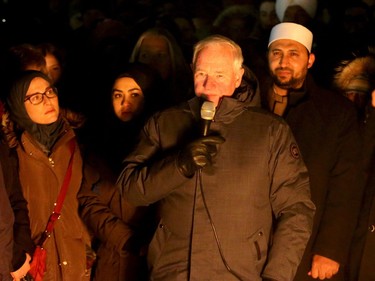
[0,141,33,275]
[261,75,363,281]
[347,108,375,281]
[78,157,155,281]
[117,71,315,281]
[0,148,14,281]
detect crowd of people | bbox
[0,0,375,280]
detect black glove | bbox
[177,135,225,178]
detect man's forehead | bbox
[270,39,306,51]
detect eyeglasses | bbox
[24,86,58,105]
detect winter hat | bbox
[275,0,317,21]
[268,22,313,52]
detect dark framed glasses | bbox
[24,86,58,105]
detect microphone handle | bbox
[202,119,211,137]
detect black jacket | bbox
[117,69,315,281]
[261,74,363,281]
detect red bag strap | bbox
[38,139,76,246]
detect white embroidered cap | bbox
[268,22,313,52]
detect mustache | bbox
[275,66,293,72]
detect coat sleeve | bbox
[2,146,34,270]
[0,161,14,281]
[312,102,364,264]
[117,114,191,206]
[262,120,316,281]
[78,160,138,256]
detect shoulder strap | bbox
[38,139,76,246]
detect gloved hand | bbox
[177,135,225,178]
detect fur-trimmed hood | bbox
[333,46,375,94]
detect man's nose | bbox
[278,54,288,67]
[203,75,215,88]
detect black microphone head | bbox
[201,101,216,121]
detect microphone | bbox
[200,101,216,136]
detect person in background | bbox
[261,22,363,280]
[332,46,375,281]
[129,27,193,107]
[2,70,92,281]
[0,159,14,281]
[5,44,47,75]
[0,138,34,281]
[77,65,161,281]
[242,0,279,97]
[35,42,76,111]
[250,0,279,41]
[346,87,375,281]
[211,4,258,44]
[36,42,64,86]
[80,62,165,175]
[117,34,315,280]
[275,0,317,28]
[332,46,375,124]
[0,44,47,101]
[78,159,155,281]
[275,0,322,87]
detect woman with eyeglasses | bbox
[2,70,93,281]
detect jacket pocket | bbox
[147,219,172,271]
[247,228,268,263]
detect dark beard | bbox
[271,68,305,90]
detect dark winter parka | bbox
[117,69,316,281]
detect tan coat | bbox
[17,127,91,281]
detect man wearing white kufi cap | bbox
[260,22,364,281]
[268,22,313,52]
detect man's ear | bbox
[235,67,245,88]
[307,53,315,69]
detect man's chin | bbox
[275,79,292,89]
